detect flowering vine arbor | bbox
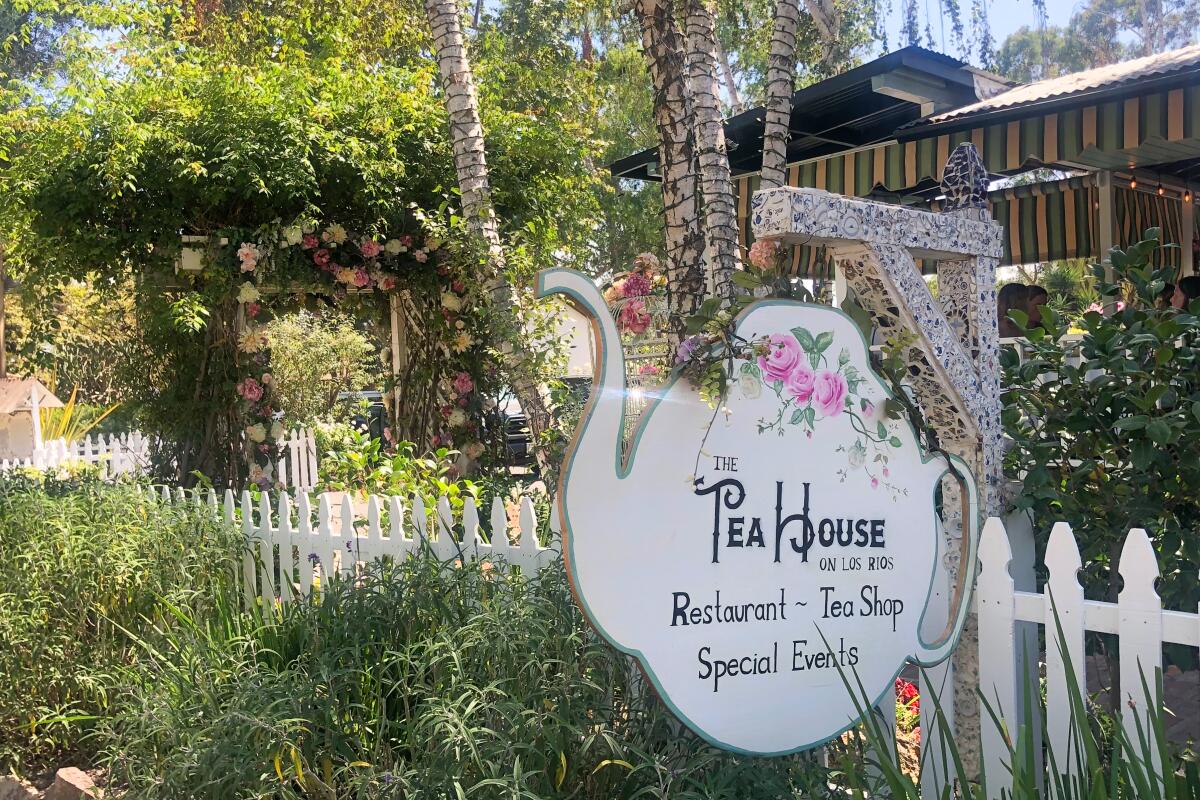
[752,142,1005,775]
[177,218,500,487]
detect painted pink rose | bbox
[301,234,319,249]
[360,239,382,258]
[785,362,816,403]
[812,370,849,416]
[313,248,331,266]
[453,371,474,395]
[237,377,263,403]
[758,335,805,384]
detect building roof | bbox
[609,46,1005,181]
[0,377,64,414]
[900,44,1200,135]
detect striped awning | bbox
[1114,187,1187,268]
[736,84,1200,201]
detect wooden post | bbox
[389,293,407,426]
[1181,193,1195,277]
[1096,171,1116,281]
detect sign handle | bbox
[913,455,981,665]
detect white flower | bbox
[385,239,406,255]
[323,224,348,244]
[282,226,304,246]
[248,464,266,483]
[448,409,467,428]
[246,423,267,443]
[441,292,463,312]
[739,373,761,399]
[238,328,268,353]
[237,282,261,304]
[463,441,485,459]
[270,421,284,440]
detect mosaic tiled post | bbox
[751,143,1005,777]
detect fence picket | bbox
[1044,522,1085,795]
[276,492,296,604]
[338,494,357,577]
[976,517,1016,800]
[462,498,481,563]
[1117,528,1163,775]
[296,492,315,597]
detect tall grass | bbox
[97,552,849,799]
[0,473,241,772]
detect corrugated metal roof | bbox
[905,44,1200,128]
[0,377,64,415]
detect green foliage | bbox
[1003,230,1200,609]
[0,475,242,772]
[264,311,380,427]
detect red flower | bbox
[302,234,319,249]
[313,248,331,266]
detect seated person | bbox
[997,282,1029,337]
[1173,276,1200,310]
[1026,285,1048,328]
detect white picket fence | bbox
[2,427,319,492]
[975,516,1184,798]
[1,431,151,476]
[149,486,558,609]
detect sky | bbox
[878,0,1079,64]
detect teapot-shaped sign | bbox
[538,268,981,755]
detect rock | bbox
[43,768,99,800]
[0,777,36,800]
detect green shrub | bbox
[98,553,836,799]
[0,475,242,771]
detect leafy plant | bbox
[38,383,120,443]
[0,475,241,772]
[1003,229,1200,612]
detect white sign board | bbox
[540,268,981,755]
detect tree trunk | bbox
[423,0,554,466]
[803,0,841,70]
[636,0,705,355]
[760,0,800,190]
[685,0,741,302]
[716,40,742,112]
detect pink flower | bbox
[400,235,413,247]
[812,370,849,416]
[458,397,468,407]
[453,371,474,395]
[237,377,263,403]
[1116,300,1126,312]
[360,239,382,258]
[351,269,371,288]
[313,248,331,266]
[758,335,805,384]
[451,280,465,294]
[882,467,889,477]
[379,276,396,291]
[623,273,652,298]
[785,363,816,403]
[414,249,429,263]
[748,238,780,270]
[301,234,318,249]
[246,302,261,319]
[638,363,661,376]
[617,298,651,334]
[871,477,879,489]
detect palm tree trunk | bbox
[423,0,553,465]
[685,0,742,302]
[636,0,705,355]
[760,0,800,190]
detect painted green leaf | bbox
[838,347,850,366]
[814,331,834,355]
[876,422,888,439]
[888,436,902,448]
[790,408,805,425]
[790,327,816,352]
